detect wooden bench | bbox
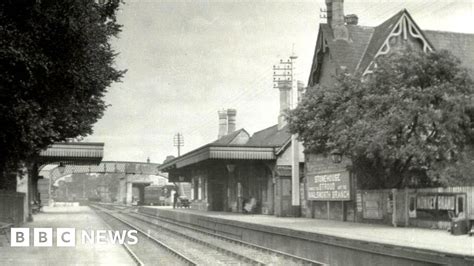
[32,201,42,214]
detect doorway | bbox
[210,183,225,211]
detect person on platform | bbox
[243,197,256,213]
[173,189,180,209]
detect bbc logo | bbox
[11,228,138,247]
[11,228,75,247]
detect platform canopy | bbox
[159,124,292,173]
[158,144,276,172]
[37,142,104,165]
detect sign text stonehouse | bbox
[307,171,350,201]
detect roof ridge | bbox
[212,128,248,144]
[376,9,405,29]
[251,124,278,135]
[424,29,474,36]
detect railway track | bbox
[91,205,196,266]
[96,204,326,265]
[92,204,267,265]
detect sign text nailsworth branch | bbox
[10,228,138,247]
[307,171,351,201]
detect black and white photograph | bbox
[0,0,473,265]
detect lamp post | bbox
[331,150,343,164]
[58,162,66,174]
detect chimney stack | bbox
[227,109,237,134]
[277,80,292,130]
[218,110,228,139]
[345,14,359,25]
[326,0,349,40]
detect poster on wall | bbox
[307,171,351,201]
[363,193,383,219]
[436,195,455,210]
[417,195,437,209]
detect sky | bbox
[83,0,474,164]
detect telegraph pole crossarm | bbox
[173,133,184,157]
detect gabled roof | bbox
[212,128,249,145]
[424,30,474,76]
[356,10,406,74]
[158,126,291,171]
[320,24,374,74]
[309,8,474,81]
[246,124,291,147]
[158,124,295,171]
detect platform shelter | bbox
[159,123,304,216]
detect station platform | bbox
[140,206,474,266]
[0,206,135,265]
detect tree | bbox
[287,49,474,189]
[0,0,124,189]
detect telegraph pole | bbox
[289,53,300,207]
[173,133,184,156]
[273,58,292,128]
[273,52,300,207]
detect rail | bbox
[91,205,196,266]
[102,203,326,265]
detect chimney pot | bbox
[218,110,228,139]
[227,109,237,134]
[345,14,358,25]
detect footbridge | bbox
[45,160,167,205]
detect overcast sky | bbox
[83,0,474,164]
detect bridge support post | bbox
[118,176,126,204]
[125,181,133,205]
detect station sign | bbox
[307,171,350,201]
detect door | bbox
[394,190,410,226]
[210,183,225,211]
[280,177,292,217]
[456,194,466,216]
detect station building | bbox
[302,0,474,229]
[159,105,305,216]
[161,0,474,228]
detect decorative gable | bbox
[363,10,434,75]
[306,9,469,87]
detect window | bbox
[409,196,416,212]
[198,177,202,200]
[408,195,417,218]
[192,178,198,200]
[456,194,465,214]
[201,177,206,200]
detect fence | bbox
[356,186,474,229]
[0,190,25,225]
[304,186,474,229]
